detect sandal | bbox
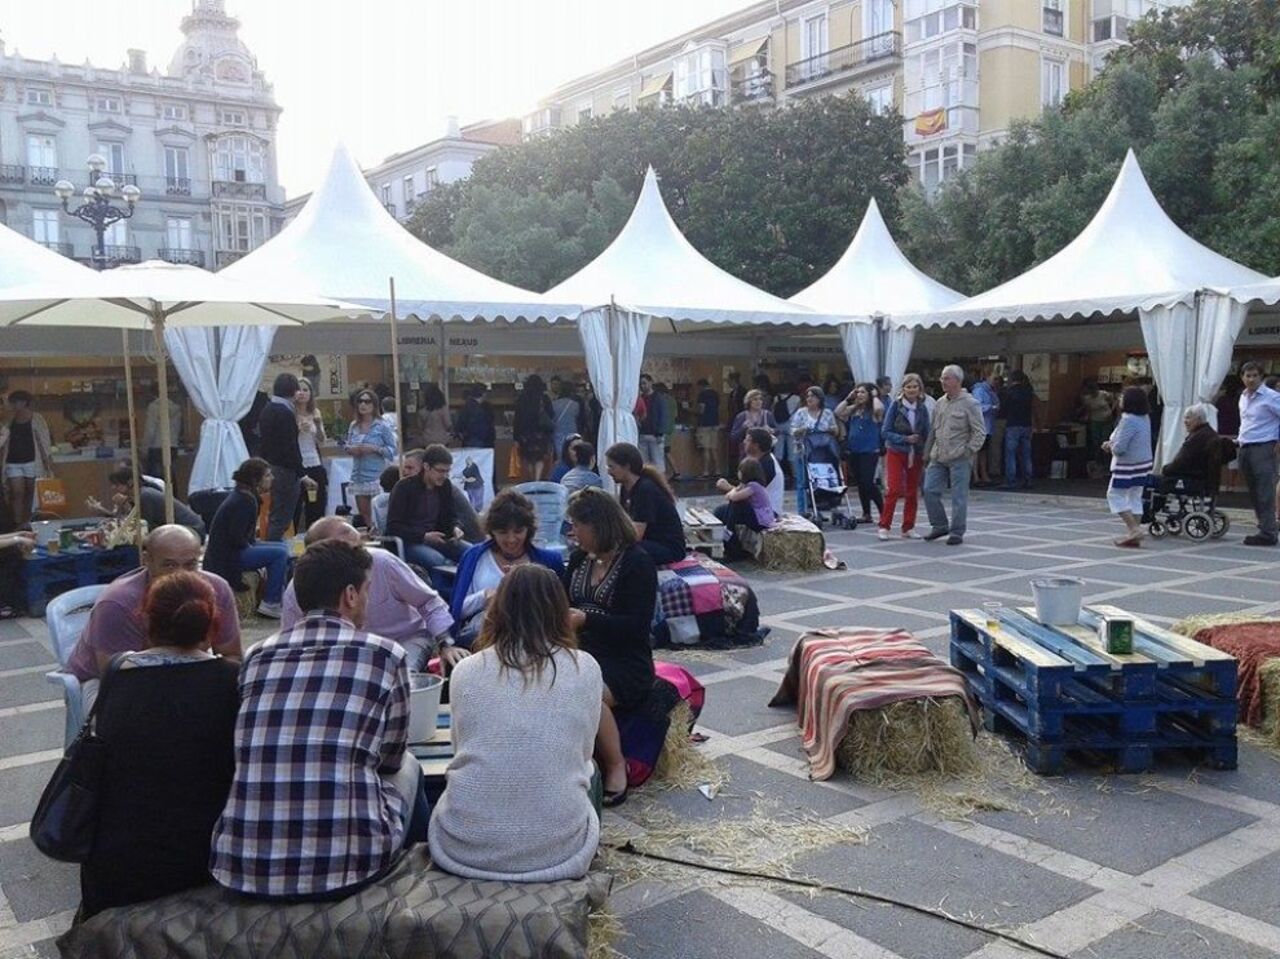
[601,786,628,808]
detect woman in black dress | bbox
[79,571,240,918]
[604,442,686,567]
[563,488,657,807]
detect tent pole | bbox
[389,277,404,469]
[151,307,175,524]
[120,328,144,551]
[438,316,448,405]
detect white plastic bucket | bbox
[1031,577,1083,626]
[406,673,445,743]
[32,521,58,547]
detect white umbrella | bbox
[0,260,369,521]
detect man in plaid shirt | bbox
[211,540,427,899]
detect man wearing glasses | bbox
[385,444,471,571]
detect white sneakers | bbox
[877,528,890,541]
[901,529,920,539]
[256,601,282,619]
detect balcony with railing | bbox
[164,176,193,196]
[786,31,902,90]
[159,248,205,267]
[730,71,775,103]
[212,180,267,200]
[40,240,74,257]
[96,172,138,188]
[29,166,60,186]
[101,245,141,264]
[215,250,245,269]
[0,165,24,184]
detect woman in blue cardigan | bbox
[1102,386,1153,548]
[203,457,291,617]
[450,488,565,646]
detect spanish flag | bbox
[914,108,947,137]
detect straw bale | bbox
[653,701,728,792]
[1260,658,1280,748]
[835,696,977,778]
[1170,613,1280,640]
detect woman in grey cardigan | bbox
[428,564,601,882]
[1102,386,1153,547]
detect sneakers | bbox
[901,529,920,539]
[877,528,890,541]
[256,600,283,619]
[923,528,950,542]
[946,534,964,546]
[1243,534,1278,547]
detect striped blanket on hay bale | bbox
[1172,614,1280,746]
[770,628,980,780]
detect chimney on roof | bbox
[446,114,460,138]
[128,48,147,74]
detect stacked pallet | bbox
[950,603,1237,774]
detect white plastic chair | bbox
[45,584,107,747]
[512,481,570,556]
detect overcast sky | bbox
[0,0,748,196]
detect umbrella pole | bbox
[120,329,144,551]
[438,316,448,405]
[151,307,176,524]
[389,276,403,469]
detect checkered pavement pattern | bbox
[1,491,1278,958]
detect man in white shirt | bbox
[1236,361,1280,546]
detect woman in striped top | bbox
[1102,386,1153,548]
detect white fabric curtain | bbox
[576,305,648,493]
[166,324,276,492]
[1139,293,1248,466]
[840,322,878,384]
[884,325,916,392]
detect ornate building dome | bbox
[167,0,259,84]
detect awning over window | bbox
[637,71,673,100]
[728,36,769,66]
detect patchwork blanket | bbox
[739,513,825,571]
[770,628,978,781]
[653,552,763,649]
[58,846,610,959]
[1190,622,1280,728]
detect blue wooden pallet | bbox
[23,545,139,616]
[950,605,1238,774]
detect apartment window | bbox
[104,219,128,246]
[166,216,193,250]
[1042,57,1066,108]
[865,0,897,56]
[865,84,894,115]
[215,204,268,252]
[675,43,728,106]
[922,147,941,194]
[577,102,594,122]
[95,95,122,113]
[97,142,126,175]
[25,88,53,107]
[908,41,978,113]
[26,135,57,169]
[381,183,392,206]
[612,88,630,112]
[32,209,59,244]
[164,146,190,182]
[403,175,415,205]
[162,103,189,121]
[218,109,247,126]
[801,14,829,75]
[1043,0,1064,36]
[424,167,439,189]
[904,1,976,43]
[213,136,265,183]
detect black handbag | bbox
[29,657,121,863]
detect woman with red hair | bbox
[74,572,241,918]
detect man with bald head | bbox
[66,524,242,710]
[281,516,461,669]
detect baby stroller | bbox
[1141,476,1229,540]
[800,431,856,529]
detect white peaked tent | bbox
[0,220,99,288]
[1223,276,1280,309]
[900,150,1268,461]
[790,198,963,389]
[545,166,845,468]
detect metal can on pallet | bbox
[1098,615,1134,655]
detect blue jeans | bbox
[923,458,972,537]
[1004,426,1033,486]
[240,542,291,603]
[405,539,469,570]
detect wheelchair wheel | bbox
[1148,521,1167,539]
[1210,511,1230,539]
[1185,512,1212,540]
[1165,516,1183,536]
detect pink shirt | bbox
[281,547,453,643]
[66,567,242,681]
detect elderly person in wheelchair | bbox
[1145,404,1234,539]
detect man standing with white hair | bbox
[922,365,986,546]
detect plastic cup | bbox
[307,487,318,503]
[983,601,1002,630]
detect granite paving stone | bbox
[0,707,63,760]
[1193,850,1280,927]
[694,675,792,737]
[1072,909,1278,959]
[0,840,79,923]
[623,890,827,959]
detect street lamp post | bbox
[53,153,142,272]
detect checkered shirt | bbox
[210,612,411,898]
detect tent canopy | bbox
[223,143,573,323]
[790,198,963,321]
[903,150,1267,329]
[546,167,846,328]
[0,220,99,289]
[1221,276,1280,308]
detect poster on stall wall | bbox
[262,354,349,400]
[451,448,495,513]
[1024,353,1051,401]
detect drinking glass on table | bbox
[983,601,1002,630]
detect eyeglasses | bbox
[357,398,374,405]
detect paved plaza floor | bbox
[1,490,1278,958]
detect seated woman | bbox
[604,442,686,567]
[561,440,604,493]
[563,488,657,806]
[203,458,291,618]
[549,433,582,484]
[713,458,777,557]
[428,564,601,882]
[450,489,564,647]
[79,571,240,918]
